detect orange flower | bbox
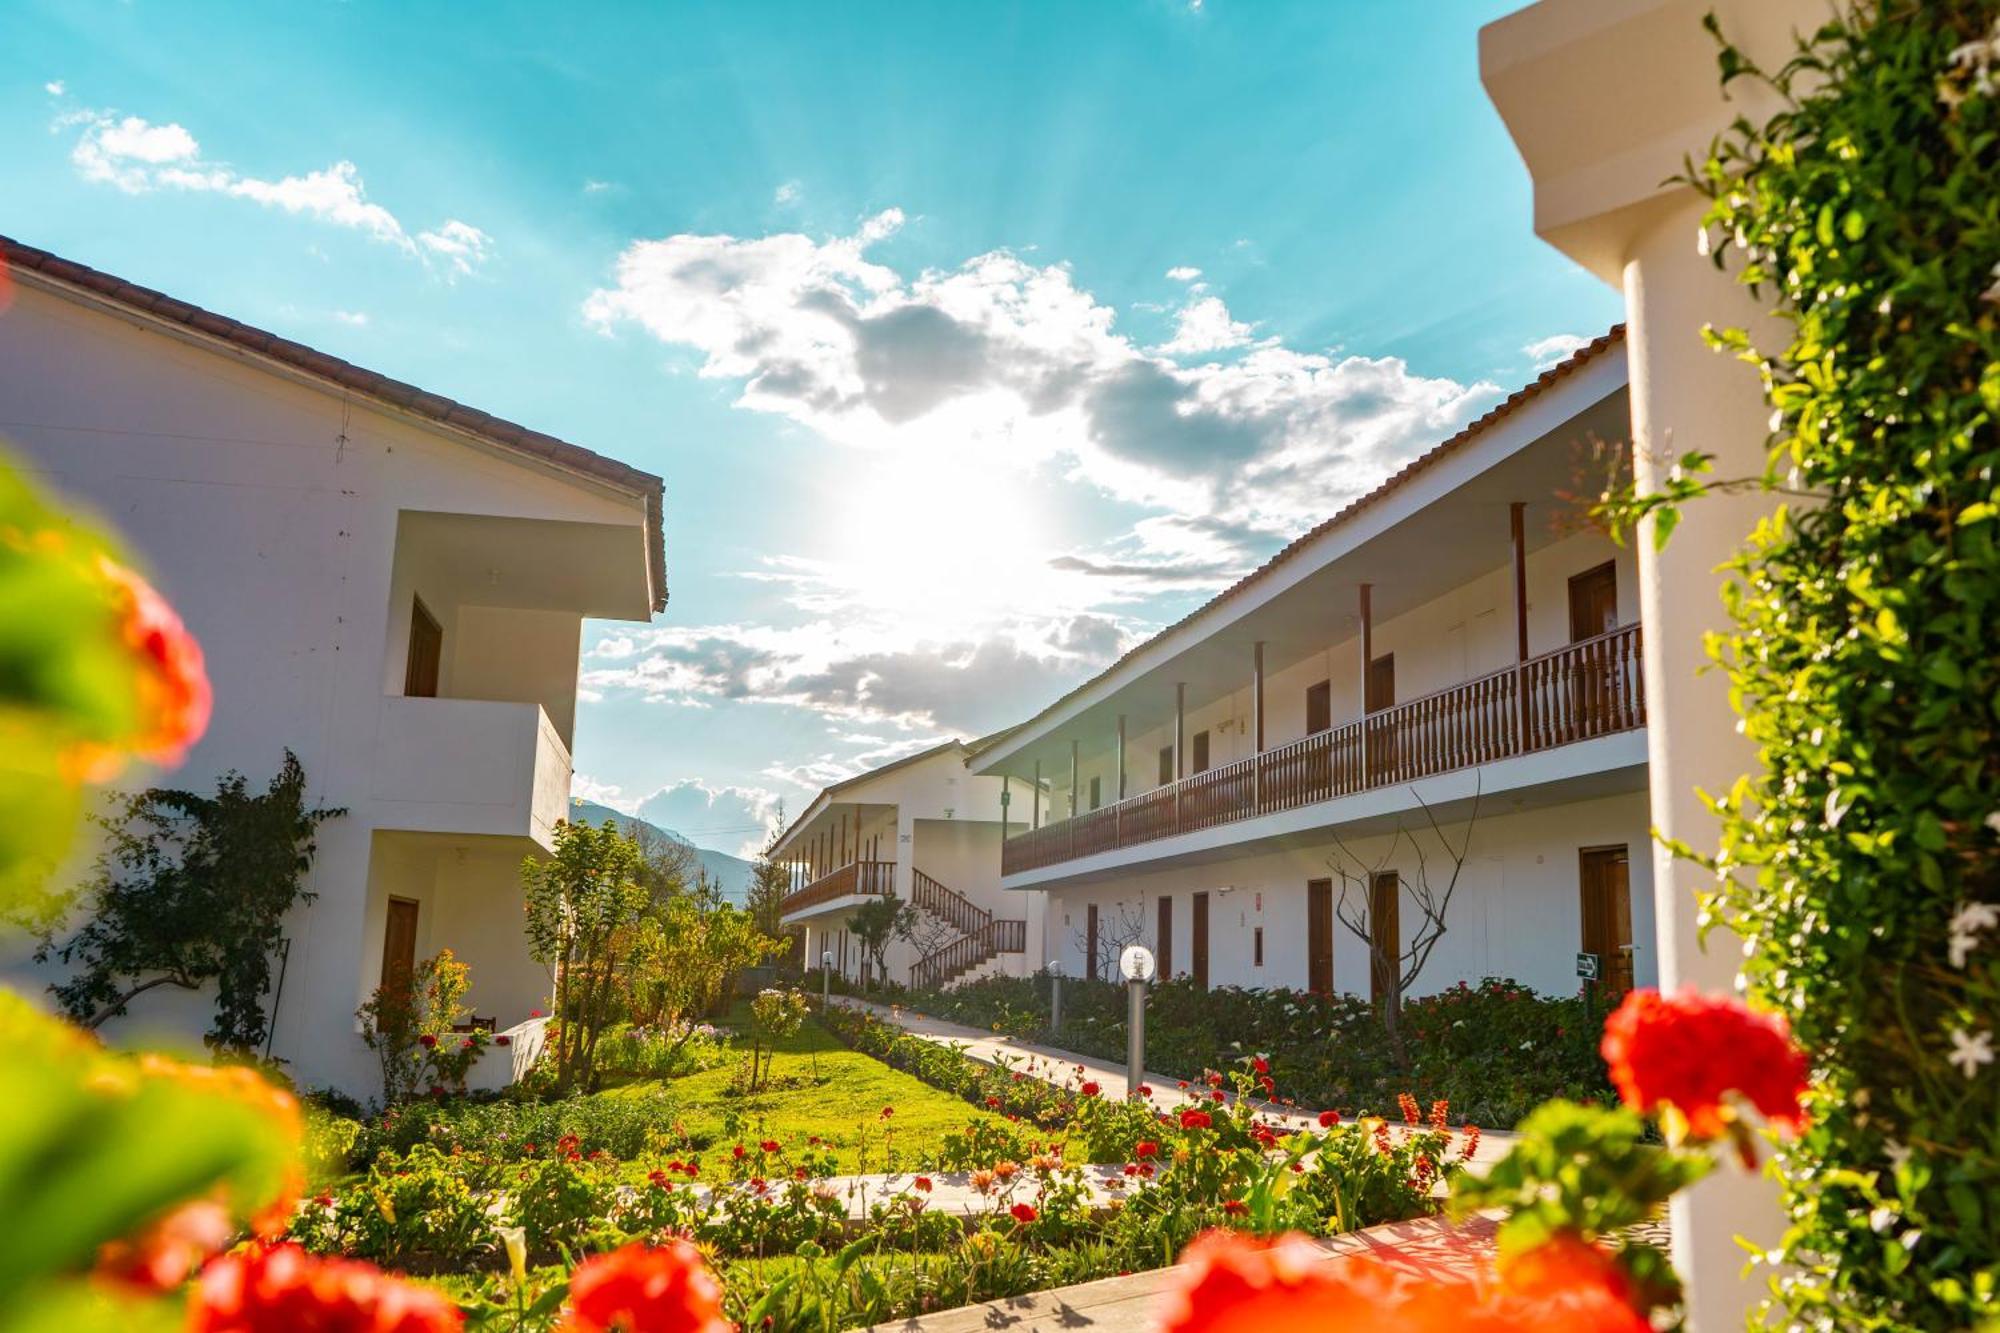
[559,1241,730,1333]
[1157,1231,1650,1333]
[1600,987,1808,1137]
[191,1243,462,1333]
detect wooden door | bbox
[1306,878,1334,994]
[405,597,442,698]
[1306,680,1331,734]
[381,897,420,989]
[1365,654,1396,780]
[1191,892,1210,990]
[1368,871,1399,1004]
[1579,846,1635,999]
[1085,904,1100,981]
[1191,731,1211,775]
[1568,561,1618,642]
[1157,896,1174,979]
[1158,745,1174,785]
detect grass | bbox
[595,1004,1010,1175]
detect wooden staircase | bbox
[908,868,1027,991]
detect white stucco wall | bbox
[1036,790,1654,999]
[0,277,652,1094]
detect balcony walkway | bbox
[1004,622,1644,877]
[780,858,895,917]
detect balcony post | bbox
[1069,738,1080,818]
[1116,715,1127,800]
[1174,682,1187,835]
[1001,774,1011,838]
[1252,641,1265,810]
[1032,759,1041,829]
[1358,583,1373,776]
[1512,500,1531,748]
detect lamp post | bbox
[821,950,833,1009]
[1118,945,1156,1101]
[1047,958,1062,1032]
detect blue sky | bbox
[3,1,1620,855]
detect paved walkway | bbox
[826,995,1518,1168]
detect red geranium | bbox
[1135,1140,1159,1158]
[97,1199,233,1291]
[98,557,212,769]
[1180,1109,1213,1130]
[1317,1110,1340,1128]
[1600,987,1808,1137]
[1010,1203,1038,1224]
[759,1139,779,1154]
[418,1034,438,1050]
[1080,1081,1101,1098]
[914,1176,933,1193]
[559,1241,730,1333]
[190,1243,462,1333]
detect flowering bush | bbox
[899,973,1610,1126]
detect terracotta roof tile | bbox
[984,326,1627,756]
[1,232,668,612]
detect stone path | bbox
[826,995,1518,1169]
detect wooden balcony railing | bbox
[1002,622,1645,876]
[910,916,1029,991]
[780,858,896,917]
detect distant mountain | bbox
[568,799,755,905]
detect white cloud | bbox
[634,778,782,856]
[1165,265,1202,282]
[585,209,1495,550]
[570,773,639,814]
[774,180,801,205]
[1156,294,1255,357]
[583,179,615,194]
[1524,333,1590,369]
[332,310,369,326]
[62,109,489,273]
[417,219,493,275]
[44,80,66,96]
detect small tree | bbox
[623,897,780,1036]
[1329,783,1480,1050]
[896,904,960,979]
[745,803,790,941]
[744,986,808,1091]
[357,948,475,1105]
[36,750,342,1052]
[1072,899,1148,982]
[521,819,647,1093]
[848,895,910,990]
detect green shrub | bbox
[506,1155,621,1260]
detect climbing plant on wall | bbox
[1645,5,2000,1327]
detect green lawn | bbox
[595,1007,1011,1174]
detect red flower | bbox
[496,1035,511,1048]
[1138,1084,1153,1098]
[985,1096,1002,1108]
[1252,1056,1269,1074]
[1135,1140,1159,1158]
[559,1241,730,1333]
[190,1243,462,1333]
[914,1176,933,1193]
[97,1199,233,1291]
[759,1139,780,1154]
[418,1034,438,1050]
[732,1143,747,1160]
[880,1105,894,1119]
[1211,1090,1226,1103]
[98,558,212,769]
[530,1009,544,1018]
[1222,1200,1248,1216]
[1180,1110,1213,1130]
[1009,1203,1038,1224]
[1317,1110,1341,1129]
[1600,987,1808,1137]
[1080,1081,1102,1098]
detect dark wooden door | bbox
[1191,731,1211,775]
[1579,846,1635,999]
[405,597,443,698]
[1157,896,1174,979]
[1568,561,1618,642]
[1307,878,1334,994]
[1368,871,1399,1004]
[1158,745,1174,785]
[1306,680,1331,734]
[1086,903,1100,981]
[1365,654,1396,779]
[1191,892,1210,989]
[381,897,420,988]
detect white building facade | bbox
[0,236,665,1095]
[972,334,1657,1004]
[772,741,1045,991]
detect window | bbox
[405,597,442,698]
[1192,730,1211,774]
[1253,926,1264,968]
[1158,745,1174,785]
[1089,775,1102,810]
[1306,680,1331,734]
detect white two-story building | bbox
[0,235,665,1094]
[971,329,1653,1004]
[771,740,1045,991]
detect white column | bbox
[1482,3,1824,1325]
